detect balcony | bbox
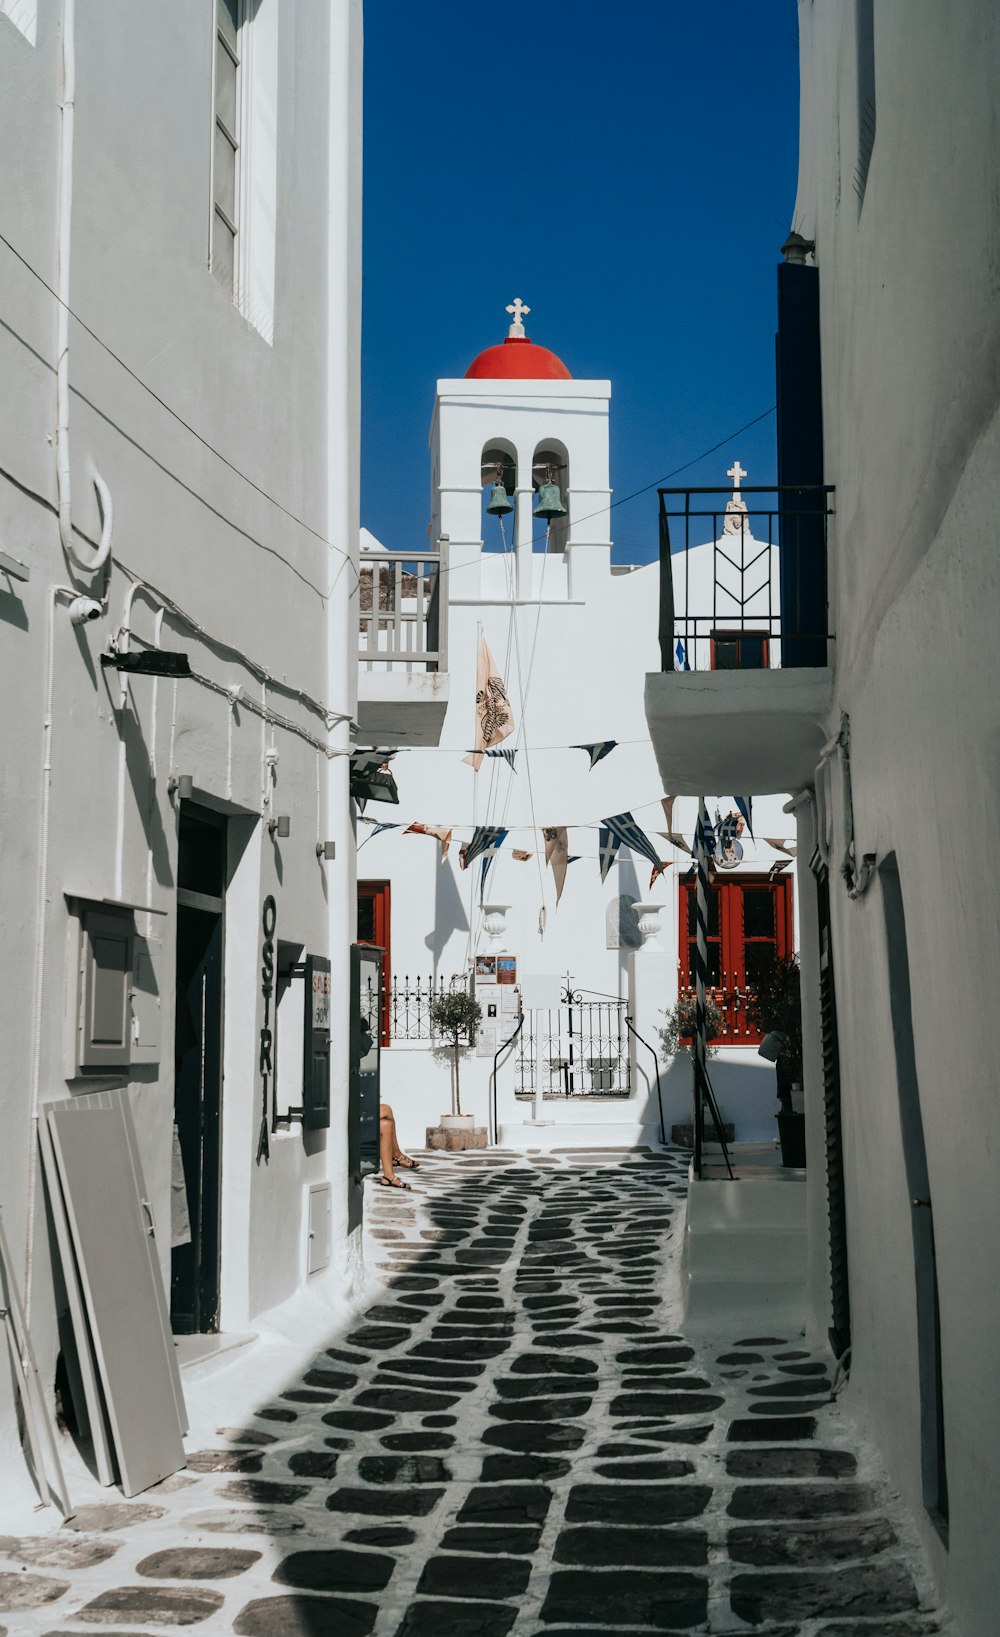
[356,542,450,746]
[643,486,834,795]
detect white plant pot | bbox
[439,1113,474,1131]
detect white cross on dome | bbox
[506,297,530,337]
[727,459,748,491]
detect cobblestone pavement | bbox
[0,1150,956,1635]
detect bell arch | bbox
[480,438,517,552]
[532,437,570,553]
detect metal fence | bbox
[514,983,631,1099]
[357,546,448,673]
[360,972,470,1044]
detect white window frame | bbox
[210,0,243,296]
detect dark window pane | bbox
[745,945,777,988]
[686,941,721,988]
[685,887,720,937]
[217,0,239,52]
[743,888,776,939]
[357,895,375,943]
[215,38,237,135]
[714,639,739,670]
[740,637,767,668]
[178,812,226,896]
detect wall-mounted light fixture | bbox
[268,814,291,839]
[167,773,194,800]
[316,840,336,860]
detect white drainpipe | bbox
[57,0,113,578]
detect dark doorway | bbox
[880,854,949,1543]
[171,806,227,1334]
[815,865,851,1359]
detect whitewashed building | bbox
[646,4,1000,1630]
[356,306,796,1157]
[0,0,362,1510]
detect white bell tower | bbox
[429,301,613,600]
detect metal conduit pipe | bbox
[57,0,113,580]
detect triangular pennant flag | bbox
[573,741,618,770]
[511,848,532,862]
[599,812,665,879]
[598,826,623,882]
[567,855,581,865]
[733,796,754,839]
[463,636,515,770]
[658,830,692,856]
[660,795,676,831]
[486,747,517,770]
[763,836,797,858]
[542,826,570,905]
[649,860,672,890]
[405,822,452,865]
[768,858,792,880]
[459,825,507,870]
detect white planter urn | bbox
[439,1113,474,1131]
[481,902,511,952]
[633,901,664,950]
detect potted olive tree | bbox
[748,957,806,1167]
[428,989,482,1128]
[657,994,728,1147]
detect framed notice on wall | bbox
[495,956,517,985]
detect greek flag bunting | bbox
[597,827,622,882]
[574,741,618,770]
[734,795,754,838]
[459,825,508,871]
[599,812,667,881]
[674,638,690,671]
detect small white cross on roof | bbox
[727,460,748,491]
[506,297,530,337]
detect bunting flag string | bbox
[574,741,618,770]
[473,747,517,770]
[763,836,797,857]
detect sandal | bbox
[395,1156,420,1170]
[375,1175,411,1189]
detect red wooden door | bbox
[679,875,793,1043]
[357,881,391,1046]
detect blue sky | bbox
[361,1,800,564]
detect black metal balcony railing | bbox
[357,545,448,673]
[657,485,835,672]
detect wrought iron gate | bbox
[514,979,630,1099]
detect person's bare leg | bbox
[379,1104,404,1185]
[380,1101,417,1169]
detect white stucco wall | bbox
[792,4,1000,1629]
[0,0,362,1501]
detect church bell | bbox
[486,479,513,516]
[533,476,567,520]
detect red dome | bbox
[465,336,572,380]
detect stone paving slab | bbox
[0,1150,957,1635]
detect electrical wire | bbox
[0,229,359,587]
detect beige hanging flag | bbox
[512,848,532,862]
[463,636,515,770]
[763,836,797,858]
[660,795,676,831]
[658,830,692,856]
[405,823,452,865]
[542,826,570,905]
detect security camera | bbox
[68,596,102,625]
